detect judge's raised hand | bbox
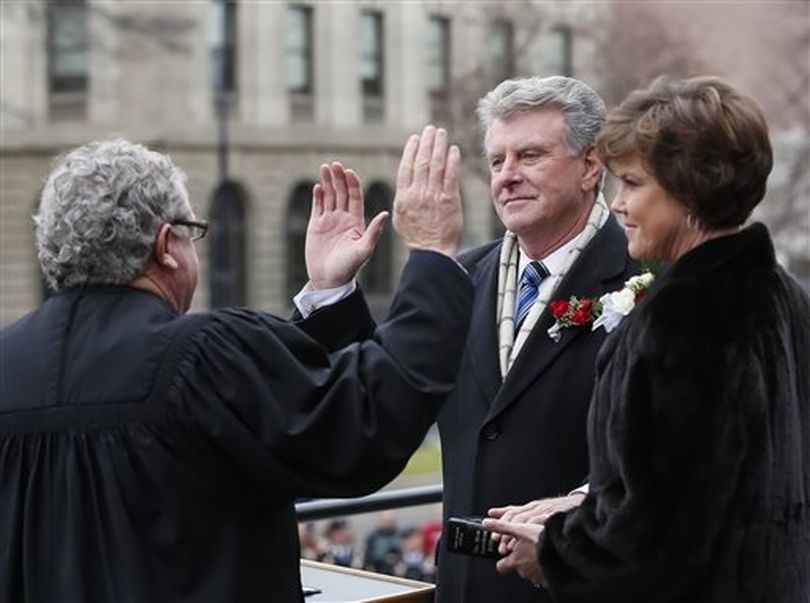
[481,518,546,589]
[393,125,462,257]
[305,162,389,289]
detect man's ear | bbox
[153,223,179,270]
[581,146,604,193]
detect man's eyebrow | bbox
[486,140,550,157]
[514,141,551,153]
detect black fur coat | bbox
[540,223,810,602]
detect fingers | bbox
[487,506,509,518]
[427,128,449,192]
[498,535,515,555]
[319,164,335,212]
[412,125,436,189]
[331,162,349,212]
[345,168,364,219]
[444,145,461,196]
[359,211,389,254]
[396,126,457,194]
[487,505,514,543]
[319,162,363,217]
[483,518,542,543]
[484,518,519,540]
[496,555,516,575]
[311,183,324,219]
[396,134,420,189]
[489,500,539,522]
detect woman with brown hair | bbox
[484,76,810,602]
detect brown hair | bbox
[596,76,773,229]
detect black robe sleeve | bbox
[294,287,376,353]
[169,251,472,502]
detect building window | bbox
[427,16,451,123]
[360,11,384,122]
[209,181,247,307]
[360,183,393,310]
[47,0,88,120]
[209,0,238,97]
[286,182,314,301]
[549,25,573,76]
[488,19,515,78]
[286,5,314,122]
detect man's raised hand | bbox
[305,162,388,289]
[393,125,462,257]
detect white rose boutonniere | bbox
[592,272,656,333]
[547,272,657,342]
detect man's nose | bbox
[497,156,523,187]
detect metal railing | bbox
[295,484,443,521]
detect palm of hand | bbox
[304,162,387,290]
[306,210,367,288]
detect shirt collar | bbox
[518,225,589,277]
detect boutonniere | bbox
[547,297,602,342]
[547,272,656,342]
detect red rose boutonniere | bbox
[547,271,656,342]
[547,296,603,342]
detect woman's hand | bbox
[482,518,546,588]
[487,492,585,553]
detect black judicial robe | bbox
[540,224,810,602]
[0,251,473,602]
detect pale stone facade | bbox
[1,1,595,325]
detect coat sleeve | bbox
[293,287,376,353]
[170,251,473,502]
[539,304,761,602]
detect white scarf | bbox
[496,194,609,377]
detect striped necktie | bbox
[515,261,549,332]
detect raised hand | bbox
[393,125,462,257]
[305,162,388,289]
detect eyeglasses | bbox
[170,219,209,242]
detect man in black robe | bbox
[0,134,470,602]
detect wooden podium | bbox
[300,559,435,602]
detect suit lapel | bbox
[465,247,503,406]
[484,215,631,422]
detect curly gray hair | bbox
[476,76,607,155]
[34,139,190,290]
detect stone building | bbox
[3,1,806,327]
[0,0,592,324]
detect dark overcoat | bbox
[541,224,810,603]
[436,214,640,603]
[0,252,472,602]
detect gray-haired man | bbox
[435,76,639,602]
[0,138,471,602]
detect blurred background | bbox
[1,0,808,578]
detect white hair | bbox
[477,76,607,155]
[34,139,190,290]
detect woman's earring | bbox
[686,212,701,231]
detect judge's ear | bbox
[153,223,179,270]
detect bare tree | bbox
[436,2,555,185]
[585,2,706,108]
[755,1,810,280]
